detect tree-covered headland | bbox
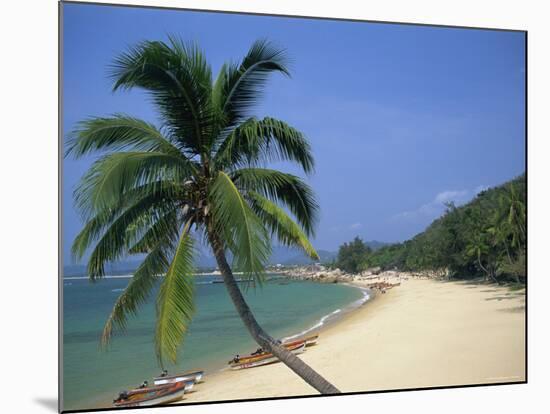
[335,174,526,284]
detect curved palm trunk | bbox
[207,231,340,395]
[477,253,498,284]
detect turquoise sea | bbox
[62,274,366,411]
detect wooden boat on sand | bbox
[129,380,195,395]
[283,334,319,348]
[230,334,318,365]
[113,380,193,408]
[229,342,306,370]
[153,370,204,386]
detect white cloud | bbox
[393,185,483,222]
[474,184,489,195]
[434,190,469,204]
[350,222,362,230]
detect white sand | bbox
[182,277,525,402]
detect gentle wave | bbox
[351,287,371,307]
[280,285,371,343]
[280,309,341,342]
[111,288,125,292]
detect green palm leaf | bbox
[128,210,180,254]
[110,36,213,154]
[212,39,289,127]
[74,151,193,219]
[249,192,319,260]
[77,196,178,279]
[65,114,183,158]
[214,117,314,174]
[101,243,171,347]
[155,223,196,365]
[71,181,183,260]
[209,172,271,279]
[231,168,318,235]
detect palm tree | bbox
[465,232,498,283]
[66,37,340,394]
[501,183,526,248]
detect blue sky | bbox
[62,3,525,260]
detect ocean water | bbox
[62,274,365,411]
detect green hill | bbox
[338,174,526,283]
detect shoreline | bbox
[169,280,378,404]
[82,276,366,410]
[81,270,525,409]
[178,273,525,403]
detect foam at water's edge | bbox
[280,285,371,343]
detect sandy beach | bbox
[182,276,525,403]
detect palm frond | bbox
[78,195,179,279]
[249,192,319,260]
[214,117,314,174]
[65,114,183,158]
[213,39,289,127]
[231,168,318,236]
[110,37,214,154]
[72,181,184,262]
[74,151,193,219]
[101,242,172,347]
[128,210,180,254]
[209,172,271,279]
[155,222,196,365]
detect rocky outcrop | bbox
[280,266,353,284]
[281,266,444,285]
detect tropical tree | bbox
[500,183,526,249]
[67,37,339,394]
[347,174,525,283]
[336,237,371,273]
[464,229,499,283]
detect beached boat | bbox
[128,380,195,395]
[283,334,319,348]
[229,342,306,370]
[113,380,193,408]
[230,334,318,365]
[153,370,204,386]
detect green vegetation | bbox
[67,37,339,393]
[336,237,372,273]
[336,174,526,284]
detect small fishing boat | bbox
[229,343,306,370]
[230,334,319,365]
[153,370,204,386]
[283,334,319,348]
[128,380,195,395]
[113,380,193,408]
